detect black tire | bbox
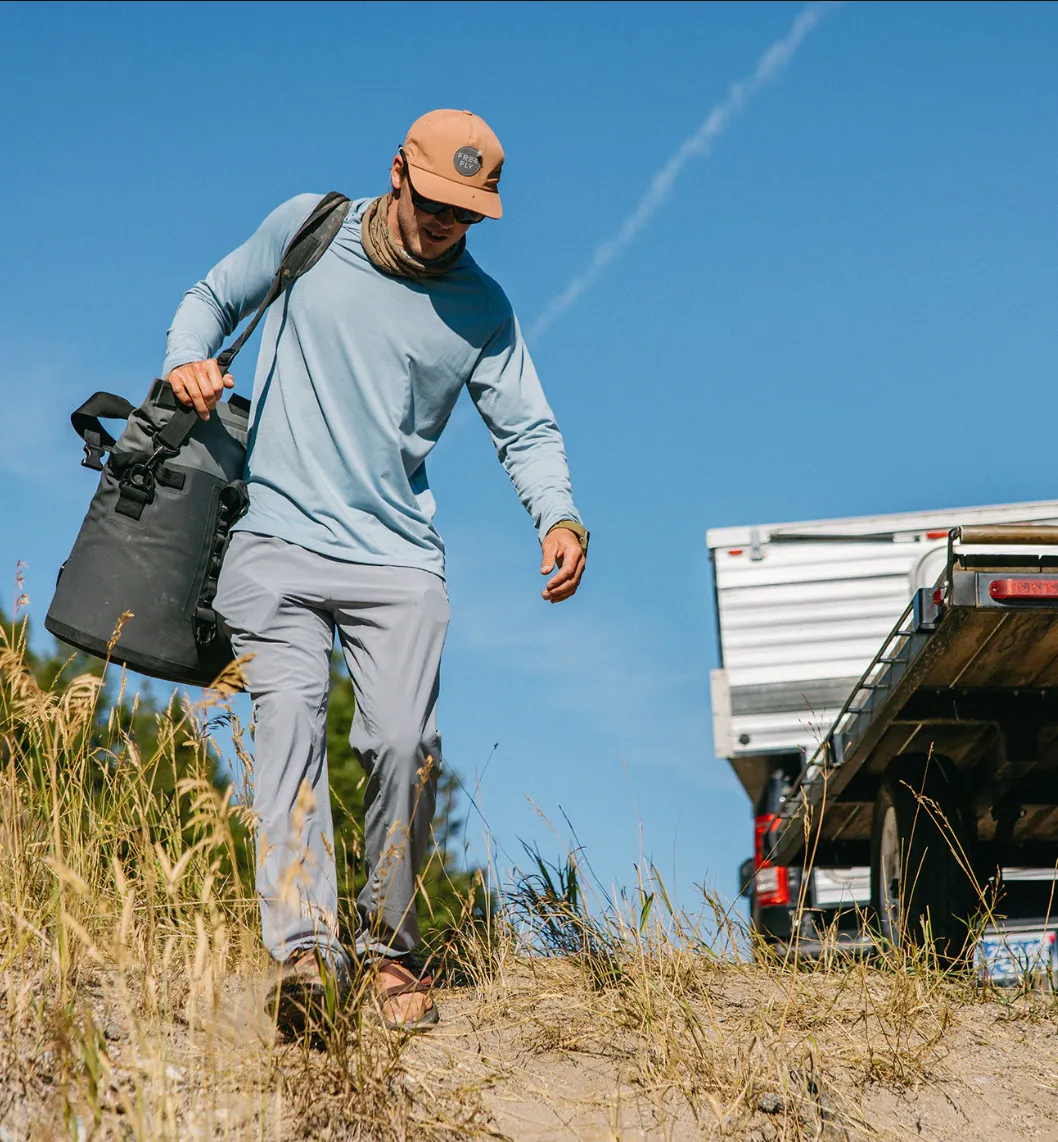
[870,753,975,964]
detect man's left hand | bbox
[540,527,586,603]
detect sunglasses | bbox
[400,151,484,225]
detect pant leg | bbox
[213,531,347,969]
[333,564,450,959]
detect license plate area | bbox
[977,930,1058,985]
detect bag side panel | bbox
[46,465,235,683]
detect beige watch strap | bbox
[547,519,590,555]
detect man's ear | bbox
[390,152,403,195]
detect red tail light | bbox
[753,814,790,907]
[989,578,1058,601]
[926,530,949,540]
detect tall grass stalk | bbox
[4,618,1052,1140]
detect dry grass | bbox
[4,621,1058,1142]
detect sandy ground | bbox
[5,959,1058,1141]
[405,972,1058,1142]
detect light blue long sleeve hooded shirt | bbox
[163,194,581,578]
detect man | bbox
[162,109,587,1031]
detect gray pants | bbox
[213,531,449,966]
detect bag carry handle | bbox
[156,191,352,457]
[70,392,136,470]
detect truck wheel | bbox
[870,753,974,964]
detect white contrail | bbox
[529,3,837,340]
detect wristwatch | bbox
[548,519,590,555]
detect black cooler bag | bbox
[46,386,251,685]
[45,191,351,687]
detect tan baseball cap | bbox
[402,109,504,220]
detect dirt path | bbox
[404,966,1058,1142]
[6,959,1058,1140]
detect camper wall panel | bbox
[726,709,842,754]
[707,500,1058,551]
[708,499,1058,763]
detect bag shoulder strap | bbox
[216,190,351,373]
[157,191,351,455]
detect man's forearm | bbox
[498,424,583,541]
[163,285,233,378]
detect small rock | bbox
[104,1022,123,1042]
[758,1092,784,1115]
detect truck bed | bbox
[708,500,1058,808]
[768,528,1058,867]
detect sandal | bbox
[374,957,439,1032]
[267,947,350,1036]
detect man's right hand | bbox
[167,359,236,420]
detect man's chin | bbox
[419,238,457,261]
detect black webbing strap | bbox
[216,190,352,373]
[193,480,251,645]
[154,191,352,460]
[70,392,135,470]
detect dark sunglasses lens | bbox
[412,189,446,215]
[415,193,482,224]
[405,160,485,224]
[409,190,483,228]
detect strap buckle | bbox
[149,440,180,466]
[82,441,106,471]
[114,461,157,519]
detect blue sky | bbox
[3,1,1057,916]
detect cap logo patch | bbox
[453,146,483,177]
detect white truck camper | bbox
[709,499,1058,978]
